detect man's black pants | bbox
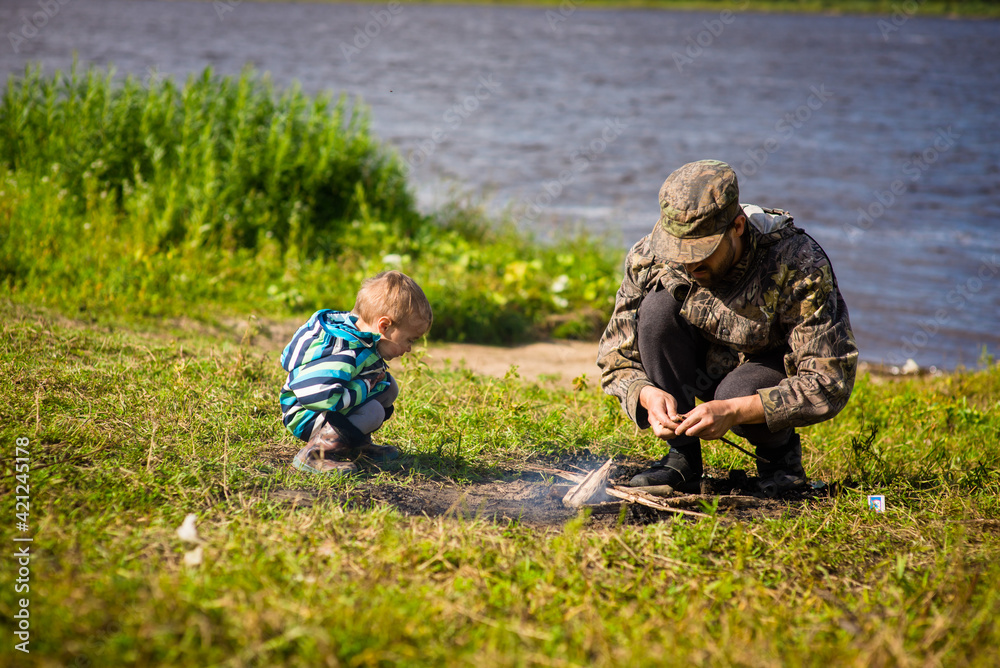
[637,286,793,461]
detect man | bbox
[597,159,858,493]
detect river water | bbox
[2,0,998,369]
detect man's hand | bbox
[674,395,766,440]
[639,386,683,440]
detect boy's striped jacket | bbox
[279,310,390,441]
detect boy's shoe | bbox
[629,447,703,493]
[357,434,400,463]
[291,421,361,474]
[291,444,358,475]
[308,422,357,458]
[756,433,807,496]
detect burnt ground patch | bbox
[265,452,837,528]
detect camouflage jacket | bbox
[597,205,858,433]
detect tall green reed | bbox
[0,62,418,254]
[0,63,622,342]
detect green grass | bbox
[0,63,622,344]
[1,301,999,666]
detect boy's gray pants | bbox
[346,374,399,434]
[308,374,399,439]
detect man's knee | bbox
[637,287,686,341]
[715,373,766,402]
[715,354,790,446]
[714,355,787,402]
[637,287,707,369]
[680,365,721,404]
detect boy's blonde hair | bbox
[354,270,433,332]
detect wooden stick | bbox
[719,436,768,463]
[628,491,764,509]
[604,486,710,518]
[524,464,585,484]
[528,462,712,518]
[562,458,614,508]
[625,484,684,497]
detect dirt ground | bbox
[228,315,599,390]
[364,465,833,527]
[422,340,600,389]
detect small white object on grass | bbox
[183,546,203,567]
[176,513,202,544]
[867,495,886,513]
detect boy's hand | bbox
[363,371,387,392]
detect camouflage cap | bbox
[651,159,742,263]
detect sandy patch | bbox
[422,340,600,388]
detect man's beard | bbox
[687,239,738,289]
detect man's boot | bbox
[629,442,703,493]
[755,432,807,496]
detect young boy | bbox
[279,270,433,474]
